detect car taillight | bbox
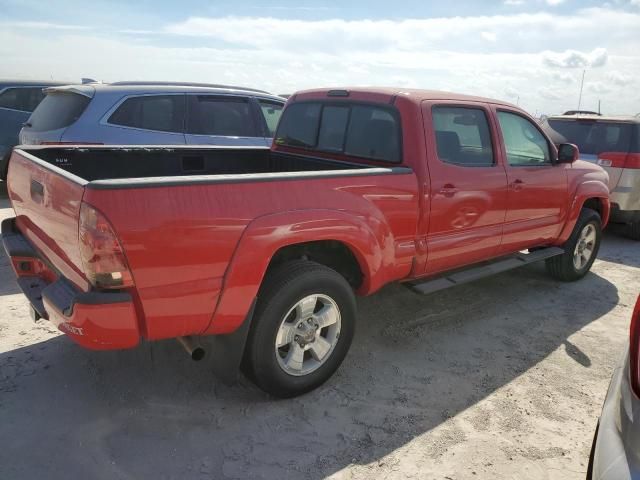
[631,295,640,398]
[597,152,628,168]
[623,153,640,169]
[598,152,640,169]
[79,202,133,289]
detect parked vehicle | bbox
[587,294,640,480]
[18,82,286,148]
[542,114,640,239]
[2,87,610,397]
[0,80,67,179]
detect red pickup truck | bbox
[2,88,610,397]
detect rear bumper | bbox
[2,217,140,350]
[610,169,640,219]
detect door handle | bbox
[439,184,458,197]
[510,179,524,191]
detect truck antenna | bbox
[577,69,586,111]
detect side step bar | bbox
[407,247,564,295]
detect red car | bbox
[2,88,610,397]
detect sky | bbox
[0,0,639,116]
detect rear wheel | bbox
[243,260,356,398]
[546,208,602,281]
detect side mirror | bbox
[557,143,579,164]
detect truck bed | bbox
[6,145,418,341]
[20,145,384,186]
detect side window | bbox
[498,111,551,166]
[0,88,21,110]
[258,100,284,137]
[186,96,255,137]
[109,95,184,133]
[432,106,494,167]
[0,87,46,112]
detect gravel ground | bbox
[0,182,637,480]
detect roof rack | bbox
[109,81,271,94]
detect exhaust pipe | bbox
[177,336,205,361]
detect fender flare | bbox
[556,180,610,244]
[202,209,394,335]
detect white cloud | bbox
[538,87,563,100]
[586,81,612,94]
[481,31,497,42]
[0,7,638,116]
[542,48,608,68]
[607,70,633,85]
[504,0,525,5]
[545,0,565,5]
[551,71,575,83]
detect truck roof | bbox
[292,87,519,108]
[546,113,640,124]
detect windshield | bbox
[546,119,632,155]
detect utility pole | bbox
[577,69,586,111]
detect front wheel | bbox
[546,208,602,281]
[243,260,356,398]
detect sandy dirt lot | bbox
[0,183,637,480]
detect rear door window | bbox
[545,119,632,155]
[0,87,46,112]
[27,92,91,131]
[109,95,185,133]
[275,102,401,162]
[186,96,256,137]
[432,106,494,166]
[258,100,284,137]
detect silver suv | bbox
[542,114,640,240]
[19,82,286,149]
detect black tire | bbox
[586,421,599,480]
[243,260,356,398]
[546,208,602,281]
[626,221,640,241]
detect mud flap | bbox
[207,298,256,384]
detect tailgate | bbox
[6,149,89,290]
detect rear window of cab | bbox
[275,101,402,163]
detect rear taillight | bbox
[598,152,640,169]
[623,153,640,169]
[631,295,640,398]
[79,202,133,289]
[597,152,628,168]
